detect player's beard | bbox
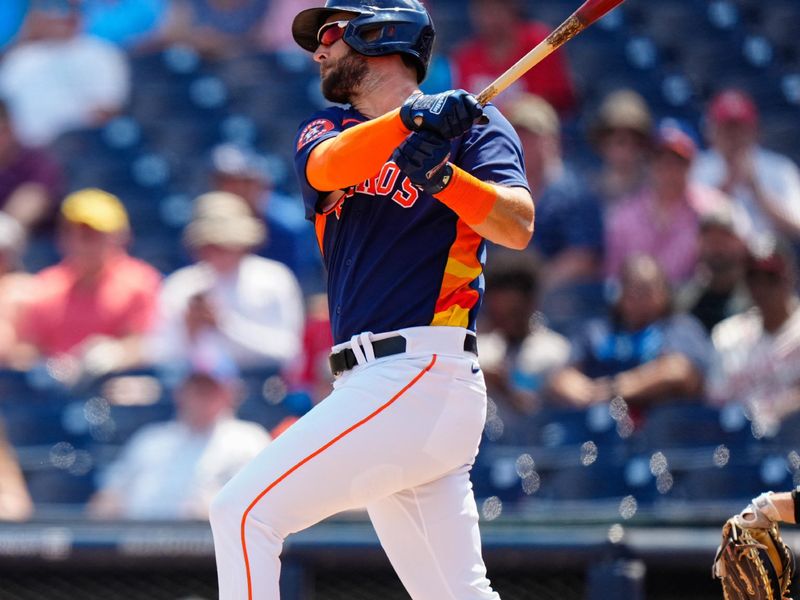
[321,51,369,104]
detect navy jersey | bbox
[294,105,529,345]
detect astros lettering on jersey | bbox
[295,104,529,344]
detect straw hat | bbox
[183,191,266,250]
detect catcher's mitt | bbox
[713,517,795,600]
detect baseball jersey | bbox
[294,104,529,345]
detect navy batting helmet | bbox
[292,0,435,82]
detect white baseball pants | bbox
[209,326,499,600]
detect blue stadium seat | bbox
[539,462,629,500]
[0,369,37,401]
[1,403,77,448]
[499,406,621,450]
[773,411,800,452]
[677,38,744,94]
[669,463,769,501]
[759,110,800,164]
[758,2,800,59]
[470,446,535,502]
[636,1,718,54]
[25,468,96,506]
[634,403,753,452]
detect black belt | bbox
[329,334,478,376]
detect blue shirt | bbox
[294,105,528,344]
[530,166,603,259]
[569,313,713,379]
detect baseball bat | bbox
[475,0,627,105]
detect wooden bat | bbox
[475,0,627,105]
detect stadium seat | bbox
[669,463,770,501]
[539,462,630,500]
[677,39,744,95]
[1,403,77,448]
[758,2,800,59]
[499,406,621,450]
[634,403,753,452]
[25,467,97,506]
[0,369,37,401]
[637,2,717,55]
[759,111,800,163]
[773,411,800,452]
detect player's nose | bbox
[313,46,328,62]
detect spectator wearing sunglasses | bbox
[707,238,800,437]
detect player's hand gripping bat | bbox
[476,0,627,105]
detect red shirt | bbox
[451,22,576,114]
[19,252,161,356]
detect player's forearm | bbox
[470,185,534,249]
[306,109,410,191]
[771,492,797,524]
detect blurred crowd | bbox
[0,0,799,521]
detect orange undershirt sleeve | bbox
[306,108,411,191]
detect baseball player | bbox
[713,487,798,599]
[734,488,799,527]
[209,1,534,598]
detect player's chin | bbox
[321,80,351,105]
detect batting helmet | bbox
[292,0,435,82]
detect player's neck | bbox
[350,69,419,120]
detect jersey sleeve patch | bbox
[297,118,335,151]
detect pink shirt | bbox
[19,252,161,356]
[605,183,730,285]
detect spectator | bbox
[150,191,304,372]
[588,89,653,208]
[0,214,33,367]
[13,189,161,381]
[451,0,575,113]
[677,207,751,333]
[0,0,130,147]
[154,0,269,58]
[505,94,604,334]
[87,367,270,519]
[708,239,800,437]
[210,143,325,293]
[284,293,333,407]
[0,419,33,521]
[549,255,713,424]
[692,89,800,244]
[606,119,738,286]
[0,98,63,233]
[80,0,168,49]
[258,0,319,52]
[479,250,570,421]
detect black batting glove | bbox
[399,90,485,140]
[392,130,454,194]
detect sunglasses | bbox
[317,20,349,47]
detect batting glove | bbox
[392,130,453,194]
[734,492,782,529]
[400,90,485,139]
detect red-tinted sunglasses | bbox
[317,20,349,47]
